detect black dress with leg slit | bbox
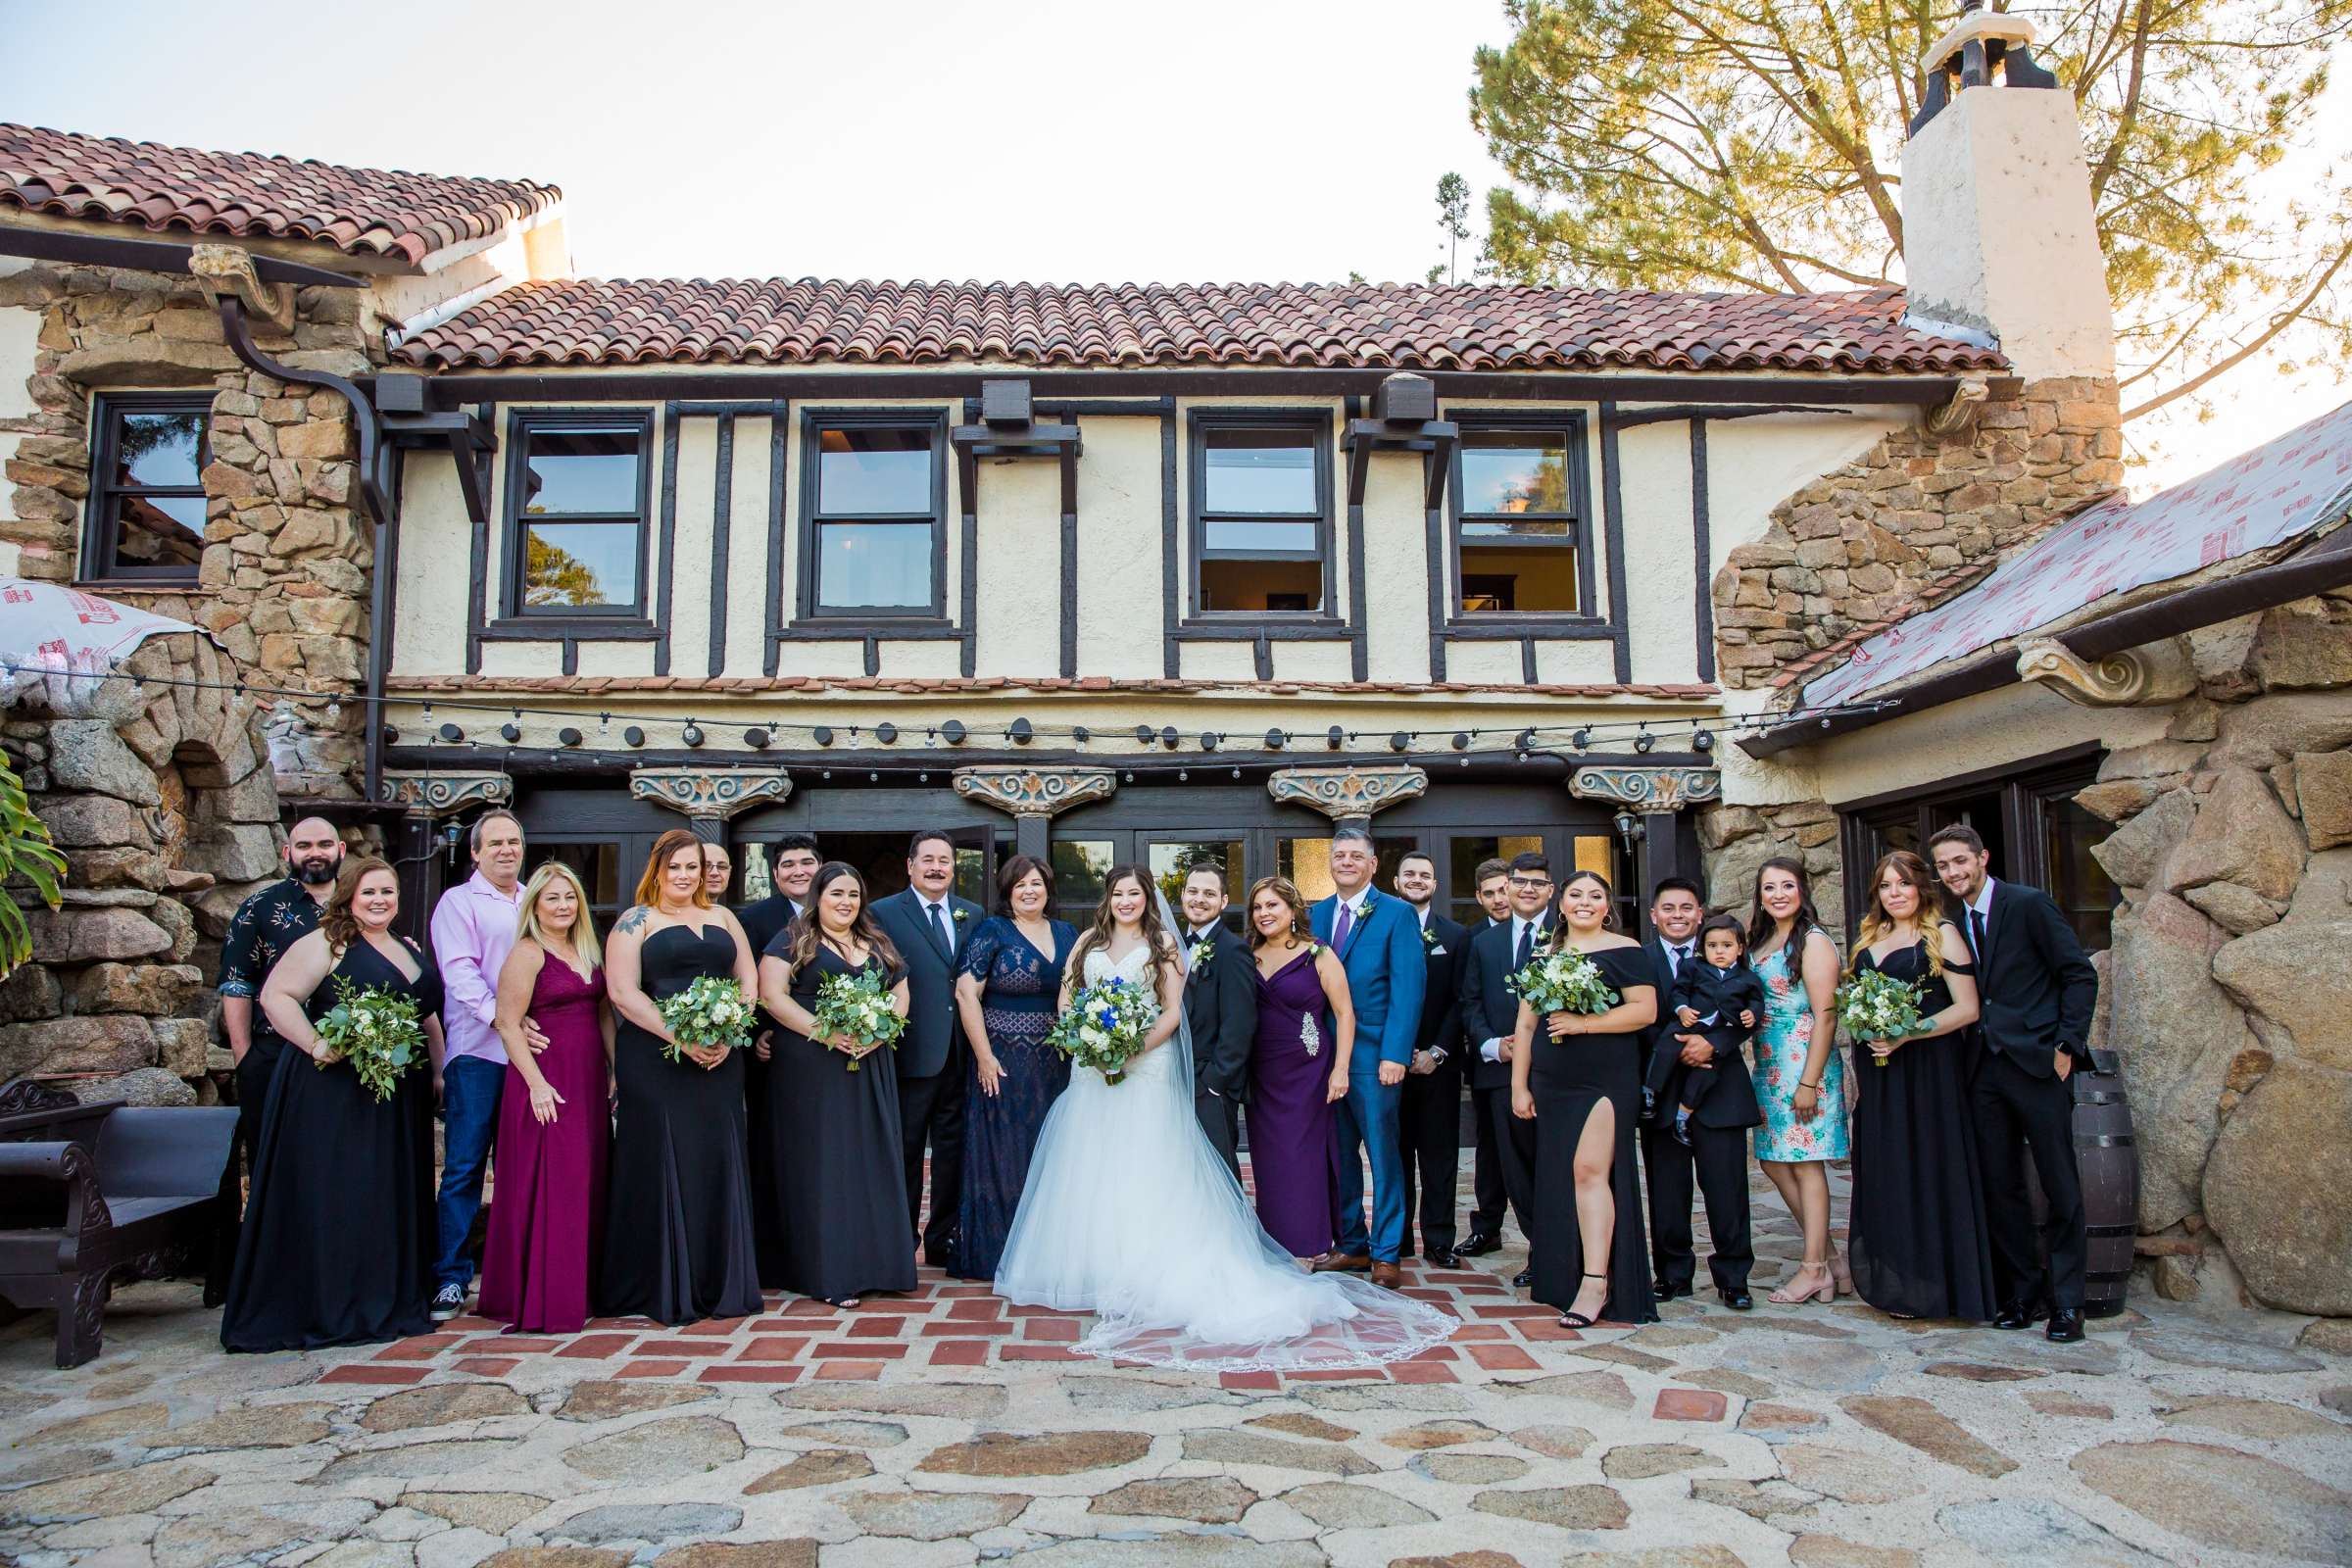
[1527,944,1659,1325]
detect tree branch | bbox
[2122,237,2352,420]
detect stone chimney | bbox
[1900,2,2115,383]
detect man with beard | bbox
[739,833,821,1281]
[208,815,345,1299]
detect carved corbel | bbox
[1923,379,1988,439]
[378,770,513,818]
[1566,766,1722,812]
[188,244,296,334]
[2017,638,2196,708]
[1267,765,1429,824]
[628,767,793,820]
[953,766,1116,819]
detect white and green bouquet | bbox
[1047,973,1158,1085]
[657,974,755,1062]
[312,977,429,1102]
[810,965,905,1071]
[1837,968,1928,1065]
[1507,946,1620,1016]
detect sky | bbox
[2,0,2342,489]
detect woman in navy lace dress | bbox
[950,856,1076,1280]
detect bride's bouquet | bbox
[1048,974,1157,1085]
[311,977,428,1102]
[1837,968,1928,1065]
[1507,947,1620,1016]
[810,965,904,1071]
[657,975,755,1062]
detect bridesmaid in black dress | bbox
[758,862,917,1307]
[1846,849,1995,1320]
[600,829,763,1324]
[1510,869,1660,1329]
[223,857,445,1351]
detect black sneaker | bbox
[430,1283,466,1322]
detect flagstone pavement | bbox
[4,1164,2349,1568]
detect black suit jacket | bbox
[1458,916,1548,1091]
[738,894,803,1036]
[1183,923,1257,1100]
[1665,961,1765,1129]
[1969,879,2098,1078]
[1414,911,1468,1062]
[869,888,983,1080]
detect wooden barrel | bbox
[2026,1047,2139,1317]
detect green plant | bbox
[0,749,65,980]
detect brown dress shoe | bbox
[1311,1250,1372,1273]
[1370,1260,1402,1289]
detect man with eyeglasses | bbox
[1457,851,1554,1287]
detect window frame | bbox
[1445,411,1598,626]
[1185,408,1339,623]
[80,390,214,586]
[497,408,656,623]
[795,409,952,624]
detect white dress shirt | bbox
[1481,913,1546,1062]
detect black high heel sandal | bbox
[1559,1272,1608,1330]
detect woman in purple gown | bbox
[479,862,614,1334]
[1242,875,1357,1259]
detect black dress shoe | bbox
[1992,1300,2050,1331]
[1425,1248,1463,1270]
[1653,1278,1691,1300]
[2045,1307,2085,1344]
[1512,1267,1534,1289]
[1460,1231,1501,1256]
[1718,1288,1753,1310]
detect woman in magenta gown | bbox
[478,862,613,1334]
[1241,875,1357,1259]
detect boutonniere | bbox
[1189,938,1215,972]
[1304,941,1323,957]
[1422,924,1440,950]
[954,906,970,923]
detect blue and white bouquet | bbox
[312,978,428,1102]
[1047,973,1158,1085]
[1506,947,1620,1016]
[657,974,755,1062]
[1837,969,1927,1065]
[811,965,905,1071]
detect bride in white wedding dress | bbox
[995,865,1453,1372]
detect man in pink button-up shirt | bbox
[426,810,526,1320]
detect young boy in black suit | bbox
[1642,914,1764,1146]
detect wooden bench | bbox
[0,1080,236,1367]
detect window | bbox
[83,393,211,583]
[803,416,947,618]
[504,413,652,617]
[1191,416,1331,615]
[1449,421,1591,618]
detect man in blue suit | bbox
[1309,825,1426,1289]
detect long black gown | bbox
[1848,937,1997,1320]
[762,942,917,1300]
[220,937,439,1351]
[1528,944,1659,1325]
[599,922,762,1324]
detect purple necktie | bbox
[1334,900,1355,951]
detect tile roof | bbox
[1803,396,2352,706]
[392,277,2004,374]
[0,123,559,270]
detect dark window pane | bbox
[1462,433,1572,514]
[817,520,933,609]
[113,410,205,489]
[2045,795,2120,952]
[1203,517,1318,555]
[1051,839,1114,917]
[1200,557,1323,613]
[523,427,641,515]
[527,842,622,910]
[523,522,638,608]
[819,427,933,514]
[112,494,205,569]
[1203,427,1317,514]
[1460,545,1578,613]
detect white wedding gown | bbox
[995,940,1454,1371]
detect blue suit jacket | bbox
[1311,887,1427,1071]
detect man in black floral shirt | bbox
[207,816,344,1298]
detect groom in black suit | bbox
[1176,863,1256,1178]
[869,830,984,1264]
[1931,824,2099,1343]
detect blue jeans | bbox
[435,1055,505,1290]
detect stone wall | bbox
[1696,798,1846,939]
[1713,375,2124,688]
[2081,593,2352,1318]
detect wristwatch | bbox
[1428,1046,1448,1066]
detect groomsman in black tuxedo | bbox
[1394,852,1468,1268]
[1458,851,1553,1287]
[1931,824,2099,1344]
[739,833,820,1282]
[1460,858,1513,1256]
[1176,862,1256,1179]
[1637,879,1758,1308]
[870,830,983,1264]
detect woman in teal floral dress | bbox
[1746,857,1849,1306]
